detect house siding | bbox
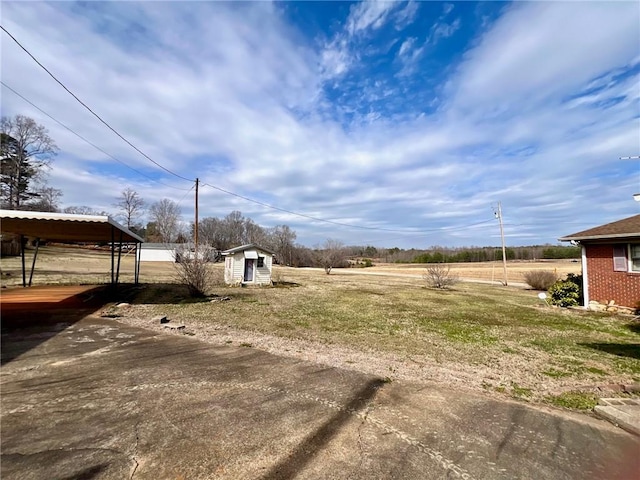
[232,254,244,283]
[585,243,640,308]
[139,248,175,262]
[254,255,272,285]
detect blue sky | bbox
[2,1,639,248]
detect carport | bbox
[0,210,144,287]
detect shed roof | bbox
[222,243,275,255]
[0,210,144,243]
[559,214,640,242]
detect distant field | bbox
[0,246,581,288]
[358,260,581,284]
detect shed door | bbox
[244,259,255,282]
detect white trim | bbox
[629,243,640,273]
[243,257,256,283]
[581,245,589,307]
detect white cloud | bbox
[347,0,397,35]
[451,1,639,110]
[1,1,638,249]
[428,17,461,44]
[398,37,416,57]
[395,1,420,30]
[443,3,455,16]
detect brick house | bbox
[559,214,640,310]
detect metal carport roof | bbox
[0,210,144,287]
[0,210,144,243]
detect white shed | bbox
[139,243,180,262]
[222,244,274,286]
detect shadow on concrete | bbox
[579,343,640,360]
[1,286,112,366]
[59,464,107,480]
[261,378,385,480]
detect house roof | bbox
[222,243,275,255]
[0,210,144,243]
[141,243,183,250]
[559,214,640,242]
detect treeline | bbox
[377,245,581,263]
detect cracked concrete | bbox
[129,421,140,480]
[2,315,639,479]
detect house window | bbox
[257,256,265,268]
[613,245,627,272]
[630,245,640,272]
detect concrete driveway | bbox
[1,316,638,480]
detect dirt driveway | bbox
[1,316,638,480]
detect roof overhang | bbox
[0,210,144,243]
[559,233,640,242]
[222,243,275,255]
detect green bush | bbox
[523,270,558,290]
[548,274,583,307]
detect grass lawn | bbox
[2,247,637,409]
[125,265,639,409]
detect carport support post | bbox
[110,226,115,285]
[115,230,123,284]
[28,238,40,287]
[20,235,26,287]
[134,242,141,284]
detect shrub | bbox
[548,274,583,307]
[523,270,558,290]
[173,244,215,297]
[423,264,459,289]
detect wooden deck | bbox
[0,285,107,325]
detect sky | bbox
[1,0,639,249]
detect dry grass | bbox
[2,246,636,409]
[124,265,638,406]
[350,260,581,284]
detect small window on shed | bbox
[613,245,627,272]
[257,256,265,268]
[630,245,640,272]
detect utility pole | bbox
[495,202,508,286]
[194,178,199,257]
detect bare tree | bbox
[223,210,245,247]
[25,185,62,212]
[1,115,58,209]
[149,198,181,243]
[243,218,266,245]
[63,205,109,215]
[114,187,144,229]
[318,239,347,274]
[423,264,459,289]
[173,243,218,297]
[267,225,297,265]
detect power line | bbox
[1,25,193,183]
[2,67,497,235]
[0,25,524,236]
[1,81,192,191]
[175,182,196,207]
[201,180,496,234]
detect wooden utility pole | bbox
[194,178,199,257]
[496,202,508,286]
